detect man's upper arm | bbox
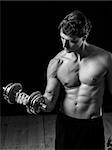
[43,58,61,102]
[106,53,112,95]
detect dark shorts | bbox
[55,112,105,150]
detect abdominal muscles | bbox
[62,83,104,119]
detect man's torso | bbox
[51,44,110,119]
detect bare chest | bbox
[57,57,107,87]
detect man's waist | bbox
[58,110,103,124]
[59,107,103,120]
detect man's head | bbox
[58,10,92,52]
[58,10,92,39]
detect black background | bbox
[1,1,112,115]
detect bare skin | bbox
[43,32,112,119]
[17,32,112,119]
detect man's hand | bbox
[16,91,29,105]
[16,90,47,114]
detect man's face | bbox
[60,31,83,53]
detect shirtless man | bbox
[16,10,112,150]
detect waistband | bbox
[57,111,103,123]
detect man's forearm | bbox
[43,92,56,112]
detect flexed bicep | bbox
[43,57,61,111]
[44,77,60,101]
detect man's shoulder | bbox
[88,44,112,67]
[48,50,66,66]
[54,50,66,60]
[47,50,65,72]
[88,44,111,57]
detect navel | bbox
[74,101,78,106]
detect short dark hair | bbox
[58,10,92,38]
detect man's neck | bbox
[75,41,89,60]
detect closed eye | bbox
[71,40,78,43]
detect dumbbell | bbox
[3,83,47,114]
